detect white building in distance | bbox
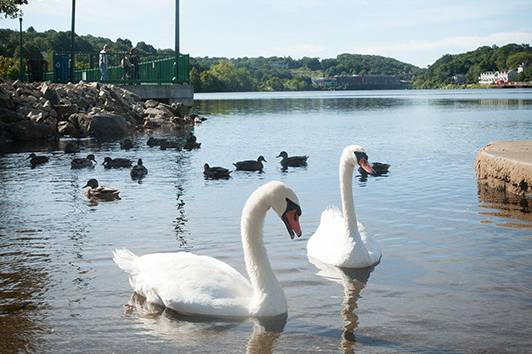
[479,70,518,84]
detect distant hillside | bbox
[0,28,420,92]
[413,44,532,88]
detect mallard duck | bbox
[160,140,181,150]
[276,151,308,168]
[204,163,231,179]
[82,178,121,201]
[102,157,133,169]
[64,142,80,154]
[147,137,166,147]
[130,159,148,179]
[120,139,133,150]
[27,153,49,168]
[183,135,201,151]
[233,156,266,172]
[71,154,96,169]
[358,161,390,177]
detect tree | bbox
[0,0,28,18]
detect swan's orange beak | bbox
[359,157,374,175]
[355,151,374,175]
[282,209,302,239]
[282,199,302,239]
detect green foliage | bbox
[0,55,19,79]
[0,0,27,18]
[413,43,532,88]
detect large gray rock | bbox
[6,120,58,142]
[54,103,79,121]
[0,87,14,110]
[86,113,131,138]
[0,107,24,124]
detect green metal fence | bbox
[44,54,189,84]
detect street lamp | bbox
[70,0,76,82]
[18,10,24,82]
[175,0,179,82]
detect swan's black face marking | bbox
[282,198,302,239]
[354,151,374,175]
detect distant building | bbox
[478,70,518,84]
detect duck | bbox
[82,178,121,201]
[203,163,231,179]
[307,145,382,268]
[113,181,302,318]
[234,156,267,172]
[71,154,96,169]
[183,135,201,151]
[147,137,166,147]
[120,139,133,150]
[130,159,148,179]
[160,140,181,150]
[358,161,390,177]
[276,151,308,168]
[27,153,49,168]
[102,156,133,169]
[64,142,80,154]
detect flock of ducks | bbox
[204,151,310,179]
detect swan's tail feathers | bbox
[113,248,138,275]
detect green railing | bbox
[44,54,189,84]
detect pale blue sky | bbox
[1,0,531,67]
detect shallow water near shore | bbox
[1,89,531,353]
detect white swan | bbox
[113,181,302,318]
[307,145,381,268]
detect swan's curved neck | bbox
[340,155,360,240]
[241,193,285,316]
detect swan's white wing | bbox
[307,207,355,266]
[307,207,380,268]
[121,251,253,318]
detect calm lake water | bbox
[1,89,531,353]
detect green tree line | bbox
[413,44,532,88]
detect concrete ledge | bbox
[121,83,194,106]
[475,141,532,206]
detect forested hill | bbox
[0,27,419,91]
[413,44,532,88]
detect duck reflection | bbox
[308,257,374,354]
[126,293,286,353]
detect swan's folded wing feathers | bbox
[131,252,252,317]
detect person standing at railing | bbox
[129,48,139,84]
[121,51,131,82]
[99,44,109,82]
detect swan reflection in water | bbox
[308,256,374,354]
[125,293,286,354]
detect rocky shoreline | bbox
[0,79,203,149]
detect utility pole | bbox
[70,0,76,82]
[18,11,24,81]
[175,0,179,82]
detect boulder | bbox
[6,120,58,142]
[57,120,79,137]
[0,107,24,124]
[144,99,159,109]
[0,87,14,110]
[86,113,131,138]
[54,103,79,121]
